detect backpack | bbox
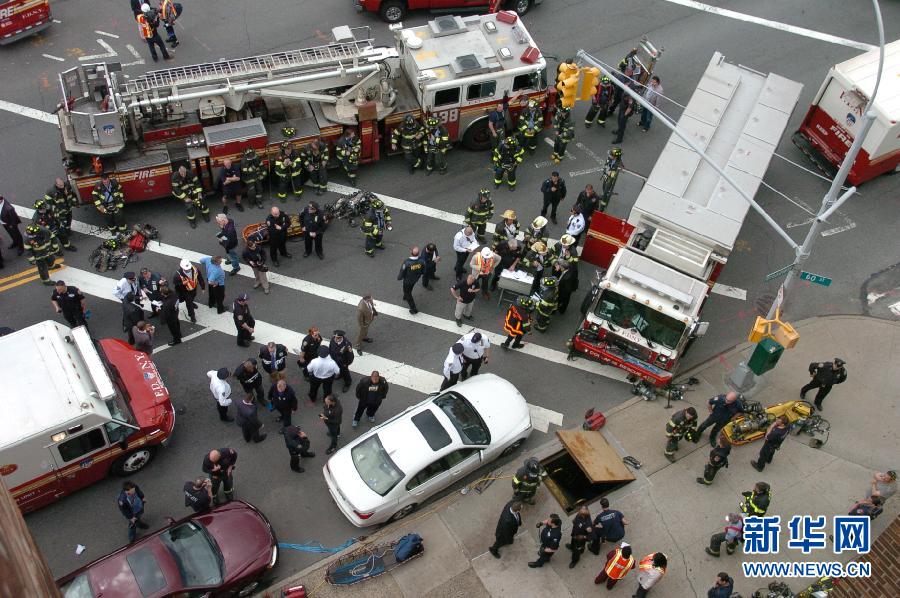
[393,533,423,562]
[128,232,148,252]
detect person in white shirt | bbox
[459,331,491,380]
[565,207,586,247]
[207,367,233,422]
[452,225,478,278]
[306,345,341,403]
[635,551,668,597]
[440,343,465,391]
[114,271,141,303]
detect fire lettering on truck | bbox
[828,124,853,149]
[0,7,14,20]
[135,353,169,399]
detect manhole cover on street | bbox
[755,293,775,316]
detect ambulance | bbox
[0,322,175,513]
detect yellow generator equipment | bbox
[723,400,830,448]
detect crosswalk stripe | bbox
[12,205,632,383]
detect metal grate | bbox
[204,120,267,145]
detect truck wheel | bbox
[379,1,407,23]
[112,448,155,476]
[509,0,532,16]
[462,119,492,151]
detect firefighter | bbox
[523,240,550,295]
[740,482,772,516]
[92,172,126,233]
[492,135,524,191]
[465,189,494,242]
[44,177,79,250]
[752,416,790,472]
[275,142,303,200]
[517,98,543,154]
[302,138,329,196]
[136,3,171,62]
[522,215,549,247]
[492,209,519,250]
[549,233,579,270]
[240,148,265,208]
[534,276,558,333]
[599,147,623,212]
[423,115,450,175]
[706,513,743,557]
[697,435,731,486]
[25,225,59,285]
[584,75,615,128]
[336,128,361,184]
[664,406,698,462]
[512,457,544,504]
[391,114,425,174]
[502,296,533,350]
[361,197,392,258]
[551,106,575,163]
[171,164,208,228]
[33,200,72,254]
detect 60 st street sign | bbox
[799,271,832,287]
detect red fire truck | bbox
[0,322,175,513]
[571,52,803,387]
[792,39,900,186]
[0,0,51,44]
[56,13,551,204]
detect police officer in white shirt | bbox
[307,345,341,403]
[459,331,491,380]
[452,225,478,279]
[565,207,586,247]
[441,342,466,391]
[207,367,233,422]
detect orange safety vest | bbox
[177,268,198,291]
[160,0,177,20]
[504,306,523,336]
[136,14,154,39]
[604,549,635,580]
[473,252,495,275]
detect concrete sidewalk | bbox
[262,316,900,598]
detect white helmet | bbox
[480,247,493,259]
[141,3,151,12]
[179,259,191,270]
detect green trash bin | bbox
[747,337,784,375]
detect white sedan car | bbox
[323,373,532,527]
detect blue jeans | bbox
[640,108,653,130]
[226,249,240,271]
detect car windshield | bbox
[159,521,224,588]
[593,290,686,350]
[434,393,490,445]
[60,574,94,598]
[94,340,137,426]
[351,435,405,496]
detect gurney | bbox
[325,534,423,586]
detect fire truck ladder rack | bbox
[122,39,377,98]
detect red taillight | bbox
[353,510,374,520]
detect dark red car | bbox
[57,501,278,598]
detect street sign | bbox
[765,264,794,282]
[799,271,832,287]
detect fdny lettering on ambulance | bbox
[135,353,168,399]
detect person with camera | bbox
[528,514,562,568]
[136,4,172,62]
[183,477,213,513]
[132,320,155,354]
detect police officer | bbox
[575,184,601,217]
[321,394,343,454]
[25,224,59,285]
[171,164,209,228]
[265,206,292,266]
[588,497,629,554]
[352,370,389,428]
[174,259,205,324]
[740,482,772,516]
[92,172,126,233]
[234,358,266,407]
[275,143,303,200]
[492,209,519,250]
[584,75,615,128]
[664,406,698,462]
[202,447,237,505]
[44,178,79,250]
[567,505,593,568]
[362,197,392,257]
[268,378,298,428]
[801,358,847,411]
[297,327,323,380]
[233,293,255,348]
[612,93,636,145]
[540,172,567,224]
[259,341,288,383]
[301,137,329,195]
[752,416,790,472]
[697,435,731,486]
[512,457,544,505]
[336,128,361,184]
[240,147,265,208]
[459,330,490,380]
[534,276,558,333]
[283,425,315,473]
[391,114,425,174]
[696,391,743,447]
[517,98,543,154]
[300,201,326,259]
[306,345,340,402]
[398,246,425,314]
[441,342,465,391]
[502,296,533,350]
[528,514,562,568]
[465,189,494,242]
[421,242,441,290]
[183,477,212,513]
[423,115,450,174]
[551,106,575,164]
[51,280,87,327]
[138,267,164,316]
[492,135,524,191]
[329,330,354,393]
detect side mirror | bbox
[692,321,709,337]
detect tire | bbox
[389,503,417,522]
[509,0,532,16]
[500,438,525,458]
[461,119,492,151]
[111,447,155,476]
[379,1,406,23]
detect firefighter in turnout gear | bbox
[523,240,550,294]
[492,209,519,250]
[551,106,575,163]
[697,435,731,486]
[423,115,450,175]
[584,75,615,127]
[517,98,543,153]
[240,148,264,208]
[302,138,329,196]
[362,196,392,257]
[492,135,524,190]
[599,147,623,212]
[664,406,698,462]
[548,234,579,269]
[44,178,79,249]
[336,128,361,184]
[171,164,209,228]
[740,482,772,516]
[502,295,533,350]
[522,215,549,247]
[534,276,558,333]
[92,173,126,233]
[512,457,544,504]
[25,224,60,285]
[391,115,425,174]
[275,143,304,200]
[33,200,74,253]
[465,189,494,242]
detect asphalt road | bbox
[2,0,898,586]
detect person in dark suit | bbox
[0,195,24,256]
[489,500,523,558]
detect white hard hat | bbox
[480,247,493,259]
[180,259,191,270]
[141,3,151,12]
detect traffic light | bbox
[556,62,580,109]
[579,66,601,101]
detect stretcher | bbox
[325,536,424,586]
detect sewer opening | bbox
[540,450,631,515]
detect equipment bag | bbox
[393,533,423,562]
[128,232,148,252]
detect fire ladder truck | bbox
[56,13,552,204]
[570,52,804,388]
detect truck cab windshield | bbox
[593,290,685,350]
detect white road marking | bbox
[79,39,117,61]
[569,167,602,178]
[42,53,65,62]
[0,99,58,126]
[126,44,143,59]
[889,301,900,317]
[58,265,563,426]
[52,19,62,24]
[574,142,606,167]
[866,291,887,305]
[711,283,747,301]
[151,327,215,354]
[13,204,632,384]
[820,223,857,237]
[658,0,876,51]
[95,30,120,39]
[786,217,815,229]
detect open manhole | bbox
[540,430,635,514]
